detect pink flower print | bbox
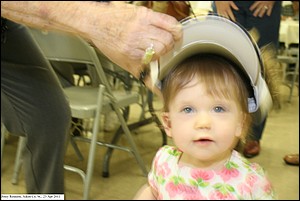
[237,183,251,195]
[262,179,274,194]
[209,183,236,200]
[190,169,214,188]
[218,161,240,181]
[245,173,259,187]
[191,169,214,181]
[156,162,171,177]
[209,190,237,200]
[166,182,183,198]
[250,163,267,177]
[153,151,163,168]
[166,182,199,198]
[249,163,261,171]
[219,167,239,181]
[183,191,205,200]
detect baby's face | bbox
[162,77,243,168]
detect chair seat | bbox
[64,86,140,119]
[277,55,298,64]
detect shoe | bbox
[284,154,299,166]
[243,140,260,158]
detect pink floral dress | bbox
[148,145,276,200]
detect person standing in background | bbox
[212,1,282,158]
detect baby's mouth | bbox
[194,138,214,143]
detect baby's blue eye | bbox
[213,106,225,113]
[183,107,194,113]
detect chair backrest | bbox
[28,28,114,93]
[28,28,142,118]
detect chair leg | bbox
[112,105,148,176]
[120,124,148,176]
[102,127,123,178]
[1,123,25,185]
[69,136,84,161]
[82,112,101,200]
[11,137,26,185]
[64,85,105,200]
[288,56,299,103]
[102,90,167,178]
[1,123,7,163]
[82,85,105,200]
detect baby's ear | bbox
[161,112,172,138]
[235,113,246,138]
[235,124,243,138]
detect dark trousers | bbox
[1,20,71,193]
[212,1,282,47]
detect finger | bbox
[258,8,266,18]
[141,26,175,56]
[219,12,230,20]
[128,39,169,65]
[148,11,183,41]
[126,47,146,65]
[249,1,260,11]
[139,40,172,63]
[258,7,270,18]
[229,1,239,11]
[227,10,236,22]
[154,29,175,56]
[266,7,273,16]
[252,7,260,17]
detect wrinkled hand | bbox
[89,3,182,80]
[214,1,239,22]
[250,1,275,18]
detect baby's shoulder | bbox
[154,145,181,163]
[232,150,267,176]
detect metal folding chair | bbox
[277,47,299,102]
[28,28,165,199]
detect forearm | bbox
[1,1,115,39]
[1,2,137,71]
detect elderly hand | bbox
[88,3,182,80]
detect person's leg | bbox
[245,1,282,48]
[237,1,281,158]
[1,20,71,193]
[243,117,267,158]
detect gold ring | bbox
[142,44,155,65]
[264,6,269,10]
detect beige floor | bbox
[1,84,299,200]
